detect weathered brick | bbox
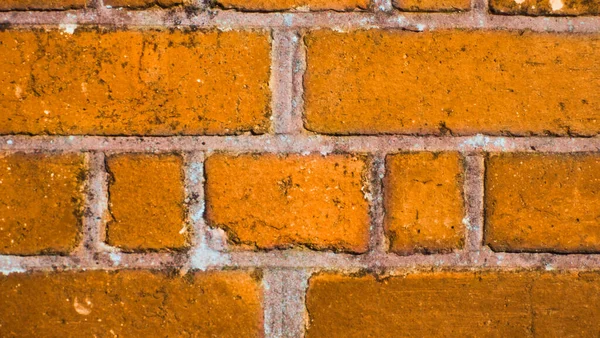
[0,29,271,135]
[384,152,464,254]
[0,270,263,336]
[485,153,600,253]
[215,0,368,11]
[106,153,188,251]
[394,0,470,12]
[0,153,85,255]
[304,30,600,136]
[306,271,600,337]
[205,154,370,253]
[490,0,599,16]
[104,0,184,8]
[0,0,85,10]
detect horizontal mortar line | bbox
[3,250,600,272]
[227,250,600,270]
[1,10,600,32]
[1,135,600,153]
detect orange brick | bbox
[384,152,464,254]
[306,271,600,337]
[394,0,470,12]
[0,270,263,336]
[485,153,600,253]
[205,154,370,253]
[104,0,184,8]
[304,30,600,136]
[490,0,599,16]
[215,0,368,11]
[106,153,188,251]
[0,0,85,10]
[0,153,85,255]
[0,29,271,135]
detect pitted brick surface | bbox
[0,270,263,337]
[0,153,85,255]
[0,29,271,136]
[205,154,371,253]
[304,30,600,136]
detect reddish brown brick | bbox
[0,0,85,10]
[304,30,600,136]
[385,152,465,254]
[394,0,471,12]
[485,153,600,253]
[0,29,271,135]
[205,154,370,253]
[490,0,599,16]
[0,270,263,337]
[0,153,85,255]
[215,0,368,11]
[106,153,188,251]
[306,271,600,337]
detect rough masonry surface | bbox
[0,153,85,255]
[304,30,600,136]
[0,29,271,136]
[205,153,371,253]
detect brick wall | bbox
[0,0,599,335]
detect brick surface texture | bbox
[490,0,600,16]
[206,154,370,253]
[385,152,465,254]
[0,153,85,255]
[394,0,471,12]
[0,0,86,10]
[106,153,188,251]
[307,272,600,337]
[304,30,600,136]
[0,30,271,136]
[216,0,369,11]
[104,0,184,8]
[486,153,600,253]
[0,270,263,336]
[0,0,599,336]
